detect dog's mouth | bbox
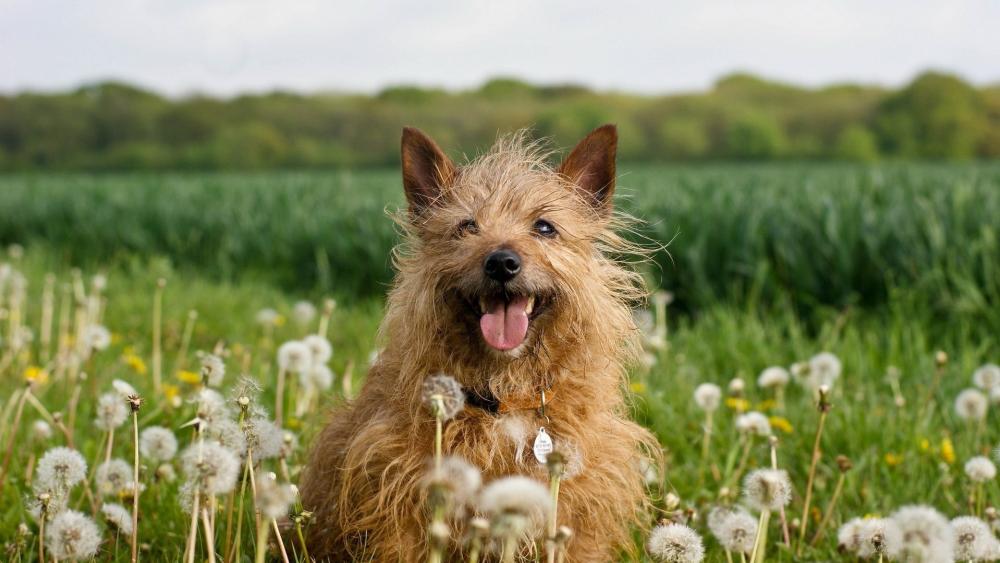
[466,292,548,352]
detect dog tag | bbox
[533,427,553,464]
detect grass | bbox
[1,164,999,561]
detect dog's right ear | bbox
[401,127,455,216]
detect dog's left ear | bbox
[401,127,456,217]
[558,124,617,215]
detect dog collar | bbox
[463,387,556,416]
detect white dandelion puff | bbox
[32,420,53,442]
[727,378,745,395]
[111,379,137,398]
[955,388,988,421]
[255,473,297,520]
[735,411,771,437]
[139,426,178,462]
[952,516,992,561]
[199,353,226,387]
[742,469,792,511]
[693,383,721,412]
[292,301,317,326]
[709,508,757,555]
[83,324,111,351]
[892,505,954,562]
[757,366,790,389]
[299,364,334,392]
[243,417,283,459]
[277,340,313,374]
[35,447,87,491]
[206,419,248,457]
[974,364,1000,391]
[965,456,997,482]
[193,388,230,424]
[302,334,333,365]
[424,456,482,512]
[647,523,705,563]
[46,510,101,561]
[181,440,240,495]
[255,308,279,326]
[101,503,133,536]
[837,517,865,553]
[421,374,465,421]
[856,518,903,559]
[808,352,842,390]
[478,476,553,537]
[95,459,135,497]
[94,393,128,431]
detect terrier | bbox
[300,125,659,561]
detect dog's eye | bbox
[457,219,479,236]
[533,219,557,238]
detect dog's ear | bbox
[558,124,617,215]
[401,127,455,216]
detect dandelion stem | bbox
[797,402,829,555]
[810,471,846,546]
[294,519,311,563]
[130,407,141,563]
[201,508,216,563]
[175,310,197,376]
[253,519,270,563]
[152,279,164,393]
[698,409,714,486]
[0,386,29,495]
[546,473,562,563]
[275,368,287,428]
[271,518,290,563]
[749,509,770,563]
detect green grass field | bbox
[1,164,999,561]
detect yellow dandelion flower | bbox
[940,438,955,464]
[768,416,794,434]
[919,438,931,452]
[23,366,49,385]
[884,452,903,466]
[756,399,777,412]
[725,398,750,412]
[177,370,200,385]
[163,384,181,406]
[111,332,123,344]
[287,417,302,430]
[123,352,148,375]
[274,314,287,327]
[630,382,647,394]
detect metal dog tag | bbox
[533,427,553,464]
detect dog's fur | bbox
[299,125,659,562]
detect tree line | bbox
[0,71,996,170]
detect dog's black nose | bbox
[483,249,521,282]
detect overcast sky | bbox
[1,0,997,97]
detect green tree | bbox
[725,113,786,159]
[833,125,879,162]
[658,118,710,160]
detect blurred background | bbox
[1,0,998,329]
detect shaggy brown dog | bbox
[300,125,659,562]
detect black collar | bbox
[463,387,500,414]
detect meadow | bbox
[1,163,1000,561]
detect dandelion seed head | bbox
[255,308,279,326]
[111,379,137,398]
[837,517,865,553]
[199,353,226,387]
[693,383,721,412]
[139,426,178,461]
[302,334,333,365]
[277,340,313,374]
[478,476,552,537]
[292,301,317,326]
[299,364,334,392]
[243,417,283,459]
[101,503,133,535]
[808,352,842,390]
[742,469,792,511]
[35,447,87,491]
[952,516,992,560]
[421,374,465,421]
[83,324,111,351]
[727,378,745,395]
[757,366,790,389]
[193,388,230,424]
[711,508,757,555]
[974,363,1000,391]
[181,440,240,495]
[255,473,297,520]
[32,420,53,442]
[856,518,903,559]
[45,510,101,561]
[964,456,997,482]
[735,411,771,437]
[955,388,988,421]
[95,459,135,497]
[424,456,482,512]
[647,523,705,563]
[892,505,954,561]
[94,392,128,431]
[206,419,248,457]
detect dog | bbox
[299,125,659,561]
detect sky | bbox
[1,0,997,97]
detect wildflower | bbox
[424,456,482,513]
[139,426,178,461]
[300,364,334,391]
[735,411,771,437]
[256,308,280,326]
[177,370,200,384]
[101,503,134,536]
[202,418,246,457]
[35,447,87,491]
[243,416,283,459]
[693,383,721,412]
[884,452,904,467]
[122,351,147,375]
[892,505,954,562]
[974,363,1000,390]
[181,440,240,496]
[856,518,903,559]
[647,523,705,563]
[421,374,465,421]
[256,473,297,520]
[478,476,553,536]
[837,517,865,552]
[757,366,790,389]
[277,340,313,374]
[727,378,745,395]
[725,397,750,412]
[95,459,135,496]
[742,469,792,511]
[808,352,842,389]
[94,392,128,430]
[965,456,997,482]
[32,420,53,442]
[199,353,226,387]
[303,334,333,365]
[23,365,48,385]
[82,324,111,351]
[709,508,756,555]
[46,510,101,561]
[192,388,230,424]
[768,416,793,434]
[952,516,992,560]
[292,300,317,326]
[955,388,988,421]
[941,438,956,464]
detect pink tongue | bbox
[479,296,530,351]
